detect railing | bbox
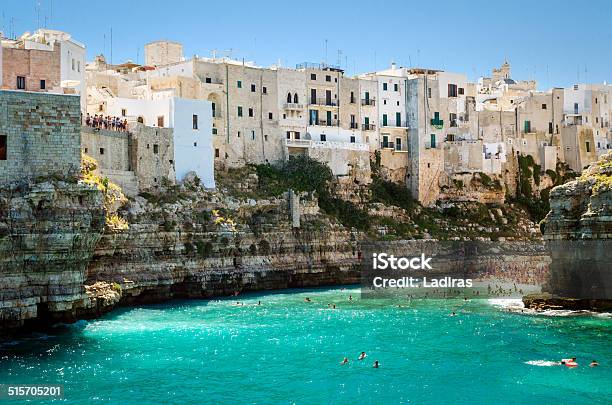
[283,103,304,109]
[296,62,342,71]
[349,122,358,129]
[361,99,376,106]
[381,141,395,149]
[362,124,376,131]
[202,78,223,85]
[381,121,408,128]
[310,119,339,127]
[284,138,369,151]
[212,109,223,118]
[309,98,338,106]
[430,118,444,128]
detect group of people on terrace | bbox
[84,113,128,132]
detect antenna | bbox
[337,49,342,67]
[324,39,328,64]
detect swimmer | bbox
[373,360,379,368]
[450,311,457,316]
[349,295,353,301]
[332,304,336,309]
[305,297,311,302]
[340,357,349,365]
[590,360,599,367]
[257,301,261,306]
[358,352,367,360]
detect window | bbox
[395,112,401,127]
[295,132,300,139]
[237,80,242,88]
[430,134,436,148]
[449,113,457,127]
[458,87,464,95]
[193,114,198,129]
[77,61,81,72]
[427,87,431,98]
[248,108,254,117]
[251,130,255,140]
[251,84,256,92]
[548,122,553,134]
[286,131,291,140]
[586,141,590,153]
[157,116,164,127]
[84,147,88,154]
[382,135,389,148]
[268,112,273,119]
[215,149,220,158]
[573,84,579,90]
[395,138,402,150]
[99,148,105,155]
[350,92,355,103]
[263,86,267,94]
[194,142,198,147]
[264,134,268,141]
[121,109,126,117]
[382,114,388,126]
[0,135,6,160]
[326,75,331,82]
[574,103,579,114]
[212,128,218,135]
[237,131,241,138]
[448,83,458,97]
[238,106,243,117]
[350,136,355,143]
[40,79,46,90]
[287,93,292,103]
[72,58,75,70]
[153,144,159,154]
[205,77,212,83]
[17,76,26,90]
[542,104,547,110]
[383,83,388,91]
[320,134,327,141]
[293,93,298,103]
[310,73,316,80]
[524,120,531,133]
[394,83,399,91]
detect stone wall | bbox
[81,127,130,171]
[0,90,81,185]
[129,123,175,190]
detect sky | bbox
[1,0,611,89]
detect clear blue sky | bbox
[1,0,610,89]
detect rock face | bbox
[525,152,612,310]
[0,181,105,330]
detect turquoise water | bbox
[1,287,611,404]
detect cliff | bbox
[524,151,612,311]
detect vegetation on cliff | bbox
[578,151,612,195]
[81,154,129,231]
[513,154,576,222]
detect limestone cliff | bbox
[0,181,104,330]
[524,151,612,311]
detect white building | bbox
[106,96,215,188]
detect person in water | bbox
[358,352,367,360]
[305,297,311,302]
[590,360,599,367]
[373,360,379,368]
[340,357,349,365]
[349,295,353,301]
[450,311,457,316]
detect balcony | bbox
[349,122,358,129]
[284,138,369,152]
[430,118,444,129]
[361,99,376,106]
[381,121,408,128]
[283,103,304,110]
[381,141,395,149]
[362,124,376,131]
[310,119,339,127]
[212,109,223,118]
[309,98,338,107]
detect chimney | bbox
[391,62,397,70]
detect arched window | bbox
[137,116,144,124]
[287,93,292,103]
[293,93,299,103]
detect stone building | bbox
[81,123,175,195]
[1,29,86,111]
[145,41,184,67]
[0,90,81,184]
